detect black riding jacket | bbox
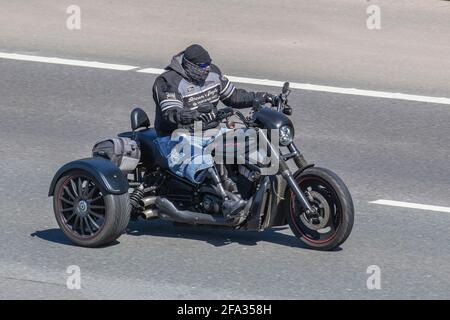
[153,52,261,134]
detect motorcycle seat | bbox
[135,128,169,169]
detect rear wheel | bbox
[53,170,130,247]
[284,167,354,251]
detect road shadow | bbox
[30,229,120,248]
[31,223,342,251]
[126,219,342,251]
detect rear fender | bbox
[48,157,129,196]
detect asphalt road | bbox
[0,1,449,299]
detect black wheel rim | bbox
[57,174,106,238]
[290,175,342,244]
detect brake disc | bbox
[300,190,330,231]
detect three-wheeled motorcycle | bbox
[49,82,354,250]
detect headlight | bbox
[279,125,293,146]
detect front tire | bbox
[53,170,130,247]
[284,167,354,251]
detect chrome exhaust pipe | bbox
[141,208,159,219]
[140,196,157,207]
[155,197,243,226]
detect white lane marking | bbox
[115,67,450,106]
[2,52,450,105]
[225,76,450,105]
[370,199,450,213]
[137,67,165,74]
[0,52,138,71]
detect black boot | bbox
[207,167,246,219]
[221,193,247,219]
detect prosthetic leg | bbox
[207,167,247,219]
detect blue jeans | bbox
[154,128,229,184]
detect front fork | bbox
[257,130,317,216]
[287,143,308,168]
[279,143,317,216]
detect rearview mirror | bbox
[282,82,290,94]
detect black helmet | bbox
[182,44,212,84]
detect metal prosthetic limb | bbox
[207,167,247,219]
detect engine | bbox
[201,194,221,215]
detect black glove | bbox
[197,102,218,123]
[197,102,216,114]
[176,108,200,125]
[255,92,278,105]
[216,107,234,120]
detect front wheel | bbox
[284,167,354,251]
[53,170,130,247]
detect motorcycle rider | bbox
[152,44,276,218]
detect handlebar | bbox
[252,81,292,115]
[194,81,292,130]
